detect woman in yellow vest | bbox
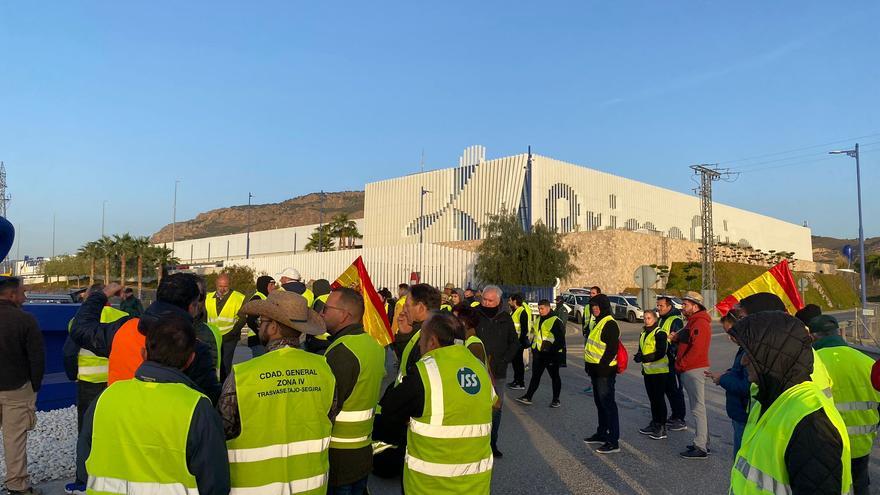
[729,311,851,494]
[515,299,564,408]
[634,309,670,440]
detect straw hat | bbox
[681,291,705,309]
[240,290,326,336]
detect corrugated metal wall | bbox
[228,244,478,290]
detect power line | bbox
[736,144,880,174]
[733,139,880,172]
[717,131,880,166]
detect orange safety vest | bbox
[108,319,146,384]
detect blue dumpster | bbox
[23,303,80,411]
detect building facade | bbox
[364,146,813,261]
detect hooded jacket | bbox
[732,311,845,494]
[474,304,519,379]
[585,294,619,378]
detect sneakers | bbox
[666,418,687,431]
[595,442,621,454]
[583,386,593,394]
[492,448,504,458]
[649,426,668,440]
[549,400,561,408]
[686,444,712,454]
[507,382,526,390]
[65,482,87,495]
[680,447,708,459]
[638,422,656,436]
[583,434,606,444]
[515,396,533,405]
[637,422,667,439]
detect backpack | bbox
[616,341,628,374]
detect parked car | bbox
[656,294,683,311]
[608,295,644,323]
[559,291,591,325]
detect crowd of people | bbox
[0,270,879,494]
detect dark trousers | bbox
[525,351,561,401]
[220,339,237,383]
[327,477,368,495]
[491,382,504,450]
[643,373,668,425]
[664,367,687,421]
[511,346,527,385]
[589,373,619,444]
[853,455,870,495]
[77,380,106,433]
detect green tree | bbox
[145,245,178,285]
[304,224,334,252]
[474,210,578,286]
[132,236,152,298]
[205,265,256,295]
[113,233,135,287]
[77,240,101,285]
[329,214,362,250]
[96,236,114,283]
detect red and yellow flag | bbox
[332,256,394,346]
[716,259,804,316]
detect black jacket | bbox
[732,311,845,495]
[474,305,518,379]
[536,314,565,355]
[0,300,45,392]
[70,293,222,404]
[76,361,230,494]
[585,295,619,378]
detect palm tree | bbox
[304,224,333,252]
[77,241,101,285]
[147,246,177,285]
[329,214,362,250]
[132,236,152,298]
[113,233,135,288]
[96,236,114,284]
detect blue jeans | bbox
[328,477,368,495]
[590,373,619,444]
[732,420,746,458]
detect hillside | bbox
[811,235,880,264]
[151,191,365,242]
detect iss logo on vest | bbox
[457,367,481,395]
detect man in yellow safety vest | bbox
[810,314,879,495]
[206,272,245,382]
[218,290,337,494]
[77,313,230,495]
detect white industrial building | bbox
[364,146,812,260]
[167,145,813,288]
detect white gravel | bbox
[0,406,77,484]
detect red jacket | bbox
[675,309,711,372]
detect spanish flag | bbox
[716,260,804,316]
[332,256,394,346]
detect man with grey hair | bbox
[474,285,518,458]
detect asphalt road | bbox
[369,319,880,495]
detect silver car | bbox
[559,292,591,325]
[608,295,644,323]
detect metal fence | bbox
[840,302,880,351]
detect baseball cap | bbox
[275,267,302,282]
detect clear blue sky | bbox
[1,1,878,258]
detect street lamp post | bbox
[246,192,253,259]
[419,186,431,281]
[172,180,180,258]
[101,200,108,237]
[829,143,868,311]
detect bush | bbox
[204,265,256,296]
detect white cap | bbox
[276,267,302,282]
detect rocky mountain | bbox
[151,191,365,243]
[812,235,880,264]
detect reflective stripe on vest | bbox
[730,381,852,495]
[404,345,494,494]
[246,292,267,337]
[584,315,617,365]
[206,290,245,336]
[638,326,669,375]
[108,319,145,385]
[532,316,560,351]
[817,345,880,458]
[470,301,480,308]
[72,306,129,383]
[396,329,421,385]
[86,380,202,495]
[325,333,386,449]
[226,346,334,492]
